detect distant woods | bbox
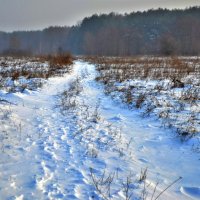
[0,7,200,56]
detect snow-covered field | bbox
[93,57,200,140]
[0,59,200,200]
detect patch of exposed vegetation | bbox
[86,56,200,140]
[0,54,73,92]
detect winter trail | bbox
[0,60,199,200]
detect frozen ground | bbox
[93,57,200,139]
[0,60,200,200]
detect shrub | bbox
[49,53,73,68]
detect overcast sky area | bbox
[0,0,199,32]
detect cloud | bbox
[0,0,199,31]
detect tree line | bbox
[0,6,200,56]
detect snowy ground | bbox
[93,57,200,140]
[0,60,200,200]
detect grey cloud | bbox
[0,0,199,31]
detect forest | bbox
[0,6,200,56]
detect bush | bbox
[49,53,73,68]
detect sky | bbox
[0,0,199,32]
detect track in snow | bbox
[0,61,199,200]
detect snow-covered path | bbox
[0,61,200,200]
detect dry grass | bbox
[85,56,200,139]
[0,54,73,79]
[49,53,73,67]
[0,54,74,92]
[85,56,199,81]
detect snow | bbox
[180,187,200,200]
[0,60,200,199]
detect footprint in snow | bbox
[102,105,112,111]
[180,186,200,200]
[108,114,125,122]
[138,145,145,151]
[138,158,149,163]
